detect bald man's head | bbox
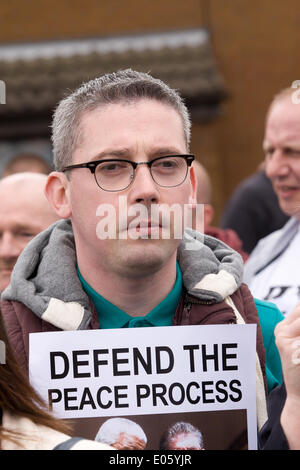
[192,160,214,230]
[192,160,212,204]
[2,154,51,178]
[0,173,60,291]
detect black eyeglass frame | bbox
[62,154,195,191]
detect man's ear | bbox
[45,172,72,219]
[204,203,214,228]
[188,166,197,206]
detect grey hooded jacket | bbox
[1,219,244,331]
[0,219,268,429]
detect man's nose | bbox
[0,233,21,259]
[129,164,160,204]
[265,150,290,180]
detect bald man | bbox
[2,154,51,178]
[193,160,248,262]
[0,173,60,292]
[95,418,147,450]
[244,88,300,316]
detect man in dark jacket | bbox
[1,69,269,432]
[221,168,289,254]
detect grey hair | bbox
[95,417,147,445]
[51,69,191,171]
[159,421,204,450]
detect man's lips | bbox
[128,220,162,233]
[135,220,161,229]
[275,185,300,198]
[118,217,162,230]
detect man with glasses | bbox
[1,70,268,430]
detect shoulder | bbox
[230,172,266,197]
[254,298,284,353]
[0,299,59,370]
[233,282,256,305]
[244,218,299,282]
[1,410,70,450]
[251,218,298,254]
[249,227,284,255]
[55,438,114,450]
[231,283,260,325]
[1,410,113,451]
[254,298,284,324]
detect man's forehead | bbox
[0,200,42,220]
[267,97,300,127]
[78,99,182,132]
[81,98,178,116]
[0,185,49,220]
[0,207,44,234]
[0,185,45,205]
[0,173,47,193]
[265,100,300,140]
[74,99,186,162]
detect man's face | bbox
[264,95,300,218]
[168,432,202,450]
[0,180,58,291]
[68,99,195,279]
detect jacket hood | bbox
[2,219,243,331]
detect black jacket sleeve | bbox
[259,383,290,450]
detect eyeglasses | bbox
[62,154,195,192]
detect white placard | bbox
[29,324,257,449]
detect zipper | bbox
[181,301,192,324]
[185,294,214,306]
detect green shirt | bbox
[254,297,284,392]
[77,263,182,329]
[77,267,282,393]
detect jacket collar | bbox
[2,220,244,331]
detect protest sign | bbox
[29,324,257,449]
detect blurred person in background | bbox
[221,162,289,254]
[0,173,59,293]
[244,88,300,317]
[1,153,52,178]
[193,159,283,393]
[193,159,249,262]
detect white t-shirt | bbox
[249,226,300,316]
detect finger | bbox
[275,311,300,338]
[281,302,300,325]
[276,318,300,340]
